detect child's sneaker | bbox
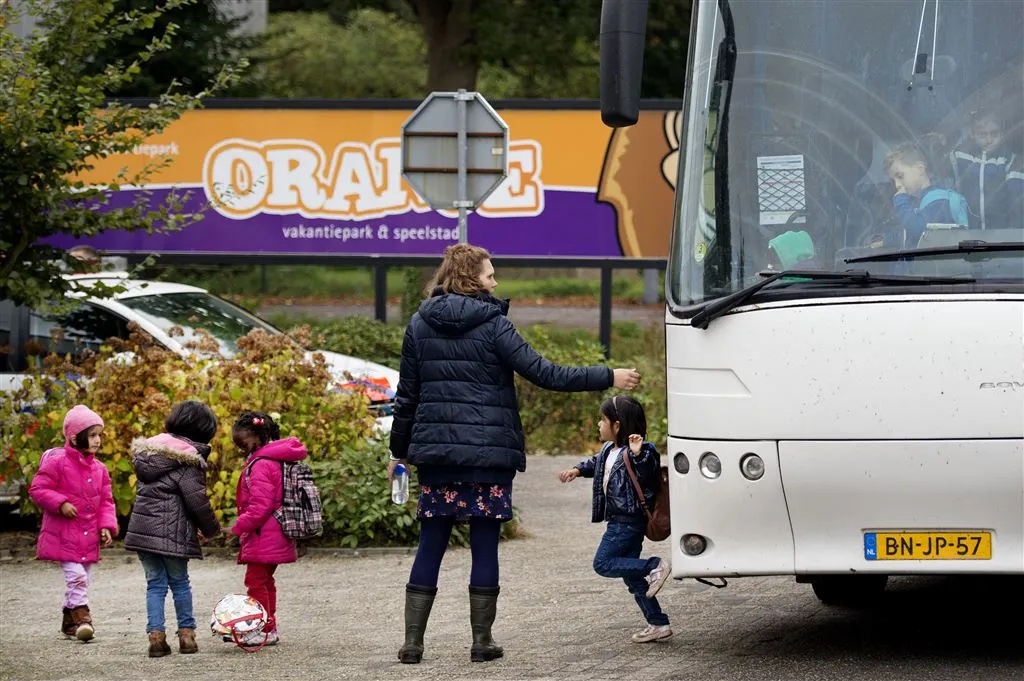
[264,630,279,646]
[631,624,673,643]
[645,558,671,598]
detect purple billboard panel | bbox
[47,107,678,259]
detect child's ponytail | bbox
[233,411,280,448]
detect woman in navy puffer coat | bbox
[387,243,641,665]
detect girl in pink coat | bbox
[230,411,308,646]
[28,404,117,642]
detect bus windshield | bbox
[671,0,1024,308]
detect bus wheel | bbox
[810,575,888,606]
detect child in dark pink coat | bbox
[229,411,308,646]
[28,405,117,641]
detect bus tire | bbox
[810,575,888,606]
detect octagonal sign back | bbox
[400,91,509,210]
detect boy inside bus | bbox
[884,141,969,247]
[950,109,1024,230]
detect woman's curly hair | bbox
[425,243,492,296]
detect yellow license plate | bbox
[864,531,992,560]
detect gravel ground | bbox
[2,455,1021,681]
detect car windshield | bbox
[118,292,280,356]
[670,0,1024,308]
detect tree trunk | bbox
[413,0,479,91]
[402,1,479,315]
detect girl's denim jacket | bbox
[574,440,661,524]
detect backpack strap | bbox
[243,456,273,487]
[40,448,66,489]
[620,446,654,523]
[920,188,969,226]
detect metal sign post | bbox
[401,90,509,244]
[456,91,469,243]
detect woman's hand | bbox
[558,468,580,483]
[387,458,407,483]
[613,368,641,390]
[59,501,77,519]
[100,528,113,547]
[628,433,644,455]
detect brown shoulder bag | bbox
[621,447,671,542]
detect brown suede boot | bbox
[70,606,94,642]
[177,628,198,654]
[148,631,172,658]
[61,608,77,638]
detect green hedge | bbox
[0,326,524,548]
[275,315,667,456]
[311,439,520,548]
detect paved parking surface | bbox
[2,455,1021,681]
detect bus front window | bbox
[670,0,1024,309]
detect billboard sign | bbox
[47,104,681,259]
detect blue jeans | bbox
[138,551,196,632]
[592,521,670,626]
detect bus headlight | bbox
[740,453,765,480]
[698,453,721,479]
[673,453,690,474]
[682,534,707,555]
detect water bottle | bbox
[391,463,409,504]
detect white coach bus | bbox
[598,0,1024,603]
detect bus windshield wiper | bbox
[689,269,975,329]
[846,240,1024,264]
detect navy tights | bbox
[408,516,501,588]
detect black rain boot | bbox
[469,585,504,662]
[398,584,437,664]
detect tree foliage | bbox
[267,0,689,98]
[259,9,426,99]
[0,0,245,307]
[85,0,259,97]
[641,0,692,99]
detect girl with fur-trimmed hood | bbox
[124,400,221,658]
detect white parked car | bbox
[0,272,398,502]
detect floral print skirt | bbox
[417,482,513,521]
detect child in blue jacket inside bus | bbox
[884,141,969,248]
[950,110,1024,231]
